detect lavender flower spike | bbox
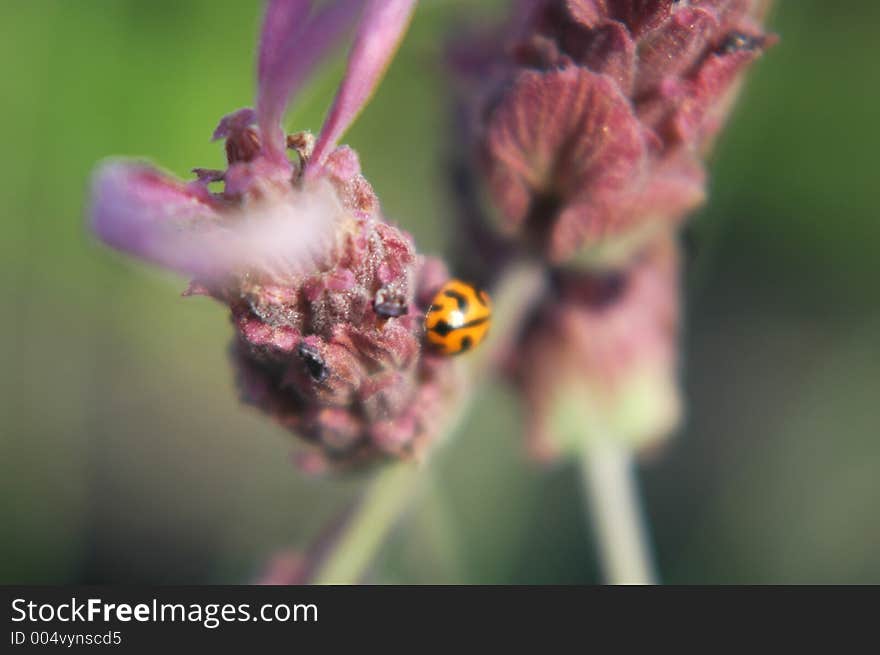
[90,1,457,469]
[444,0,774,463]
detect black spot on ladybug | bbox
[718,31,765,55]
[431,320,454,337]
[463,316,489,328]
[459,335,473,352]
[297,342,328,383]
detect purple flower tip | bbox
[454,0,775,265]
[212,108,257,142]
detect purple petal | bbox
[552,152,706,260]
[608,0,676,36]
[634,7,719,97]
[566,1,607,29]
[308,0,417,172]
[257,0,312,89]
[257,0,359,162]
[90,161,346,281]
[483,67,645,233]
[671,31,771,145]
[212,107,257,142]
[91,162,221,270]
[578,20,636,95]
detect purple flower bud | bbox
[454,0,775,265]
[90,1,457,469]
[505,237,681,460]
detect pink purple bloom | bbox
[90,1,460,469]
[452,0,775,264]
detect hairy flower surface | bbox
[506,236,681,459]
[90,1,458,469]
[453,0,775,264]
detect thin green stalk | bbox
[312,461,421,584]
[579,442,657,584]
[407,471,467,583]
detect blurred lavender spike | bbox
[453,0,776,265]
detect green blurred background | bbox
[1,1,878,584]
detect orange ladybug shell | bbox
[424,279,492,355]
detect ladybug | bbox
[424,279,492,356]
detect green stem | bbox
[312,461,421,584]
[310,261,548,585]
[579,442,657,584]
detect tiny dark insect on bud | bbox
[373,287,408,318]
[297,342,328,383]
